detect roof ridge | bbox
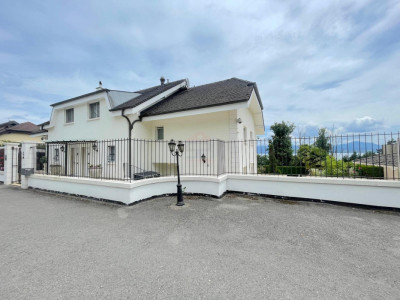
[185,78,244,90]
[107,89,138,93]
[134,79,186,93]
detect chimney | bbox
[96,81,103,90]
[160,76,165,87]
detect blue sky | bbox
[0,0,399,137]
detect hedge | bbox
[258,165,307,175]
[354,165,384,178]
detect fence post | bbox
[21,141,39,189]
[3,142,20,185]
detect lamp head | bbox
[201,153,206,163]
[177,141,184,153]
[92,143,98,152]
[168,139,176,153]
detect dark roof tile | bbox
[141,78,262,117]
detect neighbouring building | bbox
[0,121,41,143]
[357,141,400,179]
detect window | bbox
[108,146,116,162]
[54,149,59,162]
[89,102,100,119]
[243,126,247,141]
[250,131,253,140]
[156,127,164,140]
[66,108,74,123]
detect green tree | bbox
[257,154,269,173]
[270,121,295,166]
[268,140,277,173]
[343,152,360,162]
[297,144,325,169]
[314,128,331,153]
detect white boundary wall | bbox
[27,174,400,208]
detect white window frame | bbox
[107,145,116,162]
[54,148,60,162]
[65,108,74,124]
[88,101,100,120]
[156,127,164,140]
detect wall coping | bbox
[30,173,400,189]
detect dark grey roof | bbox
[0,120,18,129]
[51,89,109,107]
[141,78,263,117]
[110,79,186,111]
[37,121,50,127]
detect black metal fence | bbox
[41,132,399,181]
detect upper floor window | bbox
[65,108,74,123]
[156,127,164,140]
[89,102,100,119]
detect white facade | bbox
[43,81,264,178]
[46,89,263,142]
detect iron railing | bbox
[41,132,400,181]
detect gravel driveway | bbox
[1,184,400,299]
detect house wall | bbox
[48,97,151,141]
[0,133,42,143]
[146,110,232,141]
[236,106,257,173]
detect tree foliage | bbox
[314,128,330,153]
[270,121,295,166]
[268,139,277,173]
[297,144,325,169]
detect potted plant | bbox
[88,163,102,178]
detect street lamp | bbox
[168,139,185,206]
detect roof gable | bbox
[110,79,186,111]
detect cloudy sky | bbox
[0,0,399,136]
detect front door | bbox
[69,146,87,177]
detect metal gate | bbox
[11,146,21,184]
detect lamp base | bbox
[176,184,184,206]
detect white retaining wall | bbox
[27,174,400,208]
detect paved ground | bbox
[1,185,400,299]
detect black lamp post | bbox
[168,139,185,206]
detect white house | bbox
[42,77,264,179]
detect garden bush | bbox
[354,165,384,178]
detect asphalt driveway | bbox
[1,184,400,299]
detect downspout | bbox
[121,109,142,180]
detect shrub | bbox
[324,155,351,177]
[276,166,308,175]
[354,165,384,178]
[258,165,307,175]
